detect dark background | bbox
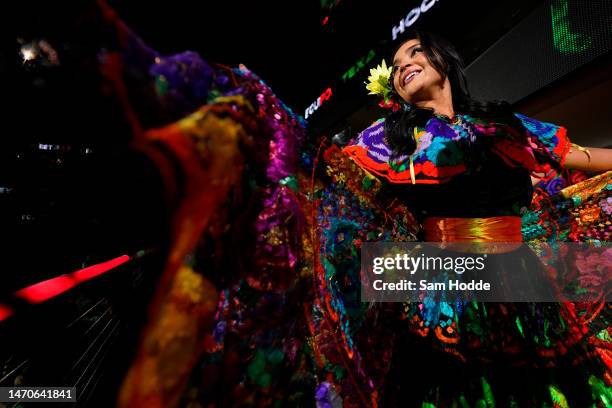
[0,1,610,406]
[5,0,533,291]
[1,0,609,327]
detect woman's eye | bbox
[411,47,422,56]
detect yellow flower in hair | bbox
[365,59,393,102]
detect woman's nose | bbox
[395,64,411,79]
[399,63,411,74]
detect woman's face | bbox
[391,39,446,104]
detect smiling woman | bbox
[391,39,454,118]
[380,31,612,174]
[339,28,612,407]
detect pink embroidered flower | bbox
[575,248,612,289]
[600,197,612,215]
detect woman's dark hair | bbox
[384,30,522,156]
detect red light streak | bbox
[13,255,130,305]
[0,304,13,321]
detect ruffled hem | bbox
[343,144,466,184]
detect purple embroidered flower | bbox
[213,320,227,343]
[544,177,565,195]
[149,51,213,114]
[601,197,612,215]
[315,382,342,408]
[426,118,457,139]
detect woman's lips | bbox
[403,70,421,85]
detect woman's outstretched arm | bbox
[564,145,612,172]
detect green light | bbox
[588,375,612,408]
[515,316,525,337]
[481,377,495,408]
[321,0,341,10]
[548,385,569,408]
[551,0,592,54]
[365,49,376,63]
[342,49,376,82]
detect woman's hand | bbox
[564,145,612,172]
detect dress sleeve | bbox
[514,114,571,176]
[471,114,571,178]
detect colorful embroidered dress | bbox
[321,113,612,407]
[66,4,610,406]
[343,113,570,218]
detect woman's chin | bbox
[400,84,426,102]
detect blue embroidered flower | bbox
[425,137,464,166]
[516,113,559,150]
[413,132,433,158]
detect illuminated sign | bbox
[551,0,592,53]
[391,0,440,40]
[341,49,376,82]
[304,87,333,119]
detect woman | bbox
[345,31,610,217]
[332,30,612,407]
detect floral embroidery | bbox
[343,113,569,185]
